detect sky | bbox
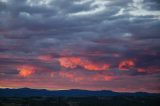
[0,0,160,93]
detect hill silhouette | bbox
[0,88,158,97]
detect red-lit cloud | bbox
[59,57,81,69]
[104,75,114,81]
[59,57,110,71]
[119,59,135,70]
[17,65,36,77]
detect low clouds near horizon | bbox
[0,0,160,93]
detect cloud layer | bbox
[0,0,160,93]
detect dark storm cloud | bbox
[0,0,160,92]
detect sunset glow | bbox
[17,65,36,77]
[59,57,110,71]
[0,0,159,93]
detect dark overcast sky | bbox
[0,0,160,93]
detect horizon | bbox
[0,87,159,94]
[1,87,159,94]
[0,0,160,93]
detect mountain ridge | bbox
[0,88,159,97]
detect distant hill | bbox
[0,88,158,97]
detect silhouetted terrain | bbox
[0,88,158,97]
[0,88,159,106]
[0,96,160,106]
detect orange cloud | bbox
[119,59,135,70]
[83,63,110,71]
[17,65,36,77]
[59,57,110,71]
[59,57,81,69]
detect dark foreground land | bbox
[0,96,160,106]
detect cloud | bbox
[69,0,108,16]
[128,0,160,18]
[17,65,36,77]
[118,59,135,70]
[37,55,53,62]
[137,66,160,74]
[92,74,114,81]
[0,0,160,92]
[59,57,110,71]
